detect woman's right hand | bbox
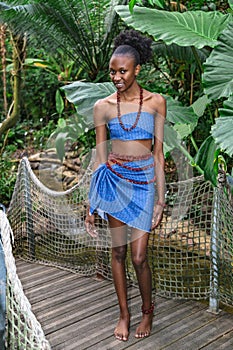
[85,208,98,237]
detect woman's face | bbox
[109,55,140,93]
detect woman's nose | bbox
[113,72,121,81]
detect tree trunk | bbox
[0,33,26,137]
[0,25,8,115]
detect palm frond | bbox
[0,0,126,79]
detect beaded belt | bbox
[106,152,156,185]
[108,152,152,161]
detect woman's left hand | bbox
[151,204,164,230]
[85,207,98,237]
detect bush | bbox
[0,155,17,207]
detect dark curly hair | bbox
[112,29,153,66]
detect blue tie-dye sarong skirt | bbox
[88,154,155,232]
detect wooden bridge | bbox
[16,258,233,350]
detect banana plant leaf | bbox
[203,22,233,100]
[115,5,231,49]
[211,96,233,157]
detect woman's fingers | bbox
[151,211,163,230]
[85,215,98,237]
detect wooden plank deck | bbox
[16,259,233,350]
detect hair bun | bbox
[113,29,153,65]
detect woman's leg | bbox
[130,229,153,338]
[108,215,130,341]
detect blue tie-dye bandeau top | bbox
[108,112,154,141]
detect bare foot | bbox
[114,315,130,341]
[135,313,153,338]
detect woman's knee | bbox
[112,246,127,263]
[131,253,147,270]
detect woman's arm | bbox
[93,99,108,169]
[85,100,108,237]
[152,95,166,229]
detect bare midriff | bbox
[111,139,152,159]
[106,139,155,184]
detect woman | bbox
[85,29,166,342]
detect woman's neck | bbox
[118,84,141,102]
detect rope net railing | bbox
[6,155,233,309]
[211,184,233,307]
[0,209,51,349]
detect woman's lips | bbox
[115,83,124,89]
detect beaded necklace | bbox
[117,86,143,132]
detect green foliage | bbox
[0,0,124,81]
[131,0,231,12]
[1,125,25,149]
[62,82,116,125]
[117,2,233,184]
[31,119,57,149]
[203,21,233,158]
[185,1,217,11]
[195,136,220,186]
[0,153,17,206]
[21,69,58,121]
[48,115,96,162]
[211,96,233,157]
[55,89,64,117]
[115,5,231,48]
[203,22,233,100]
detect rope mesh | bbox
[213,185,233,306]
[150,178,212,299]
[0,210,51,349]
[6,155,233,309]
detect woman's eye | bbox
[120,70,126,74]
[110,70,115,75]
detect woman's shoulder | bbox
[94,93,117,122]
[143,90,166,116]
[94,92,116,109]
[143,90,165,103]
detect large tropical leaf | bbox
[191,95,211,117]
[203,22,233,100]
[165,95,200,139]
[166,96,199,124]
[163,122,181,154]
[115,5,231,49]
[211,96,233,157]
[62,81,116,124]
[195,136,220,186]
[153,42,210,65]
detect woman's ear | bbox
[135,64,141,77]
